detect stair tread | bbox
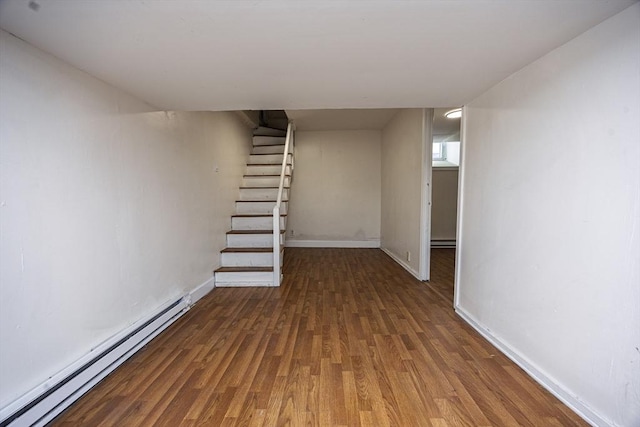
[247,163,292,166]
[227,229,286,234]
[239,186,290,189]
[244,174,291,177]
[221,247,273,253]
[215,266,273,273]
[232,213,287,217]
[221,246,284,253]
[253,127,286,137]
[236,199,288,203]
[252,143,286,147]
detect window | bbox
[432,142,447,161]
[432,141,460,167]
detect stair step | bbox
[221,247,273,253]
[232,213,287,217]
[244,174,291,177]
[232,214,286,230]
[253,136,286,146]
[239,188,289,200]
[226,231,283,248]
[252,145,286,154]
[249,153,293,160]
[227,230,285,234]
[236,199,288,203]
[214,267,275,286]
[236,200,287,215]
[248,154,289,165]
[247,161,293,168]
[246,165,292,176]
[242,175,291,188]
[215,266,273,272]
[252,143,285,148]
[220,245,285,268]
[239,186,290,190]
[220,247,282,267]
[253,126,286,137]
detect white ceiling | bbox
[433,108,461,138]
[287,108,461,137]
[0,0,635,111]
[287,109,398,131]
[287,107,461,137]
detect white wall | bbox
[381,109,425,275]
[287,130,381,246]
[0,30,251,408]
[431,168,458,241]
[457,4,640,426]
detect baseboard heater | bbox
[0,296,191,427]
[431,239,456,248]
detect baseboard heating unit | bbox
[0,295,193,427]
[431,239,456,248]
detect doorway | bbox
[428,108,461,303]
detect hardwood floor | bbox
[51,248,587,426]
[428,249,456,303]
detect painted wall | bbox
[287,130,381,245]
[431,168,458,241]
[380,109,424,275]
[457,4,640,426]
[0,31,251,408]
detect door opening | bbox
[427,108,461,302]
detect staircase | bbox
[214,125,293,287]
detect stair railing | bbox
[272,122,294,286]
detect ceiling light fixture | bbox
[444,108,462,119]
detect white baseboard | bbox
[0,277,216,427]
[455,306,610,427]
[189,277,215,303]
[380,247,421,281]
[286,239,380,248]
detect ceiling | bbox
[433,108,461,139]
[287,108,460,138]
[287,109,398,131]
[0,1,635,111]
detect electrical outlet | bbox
[406,251,411,262]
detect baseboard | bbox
[285,239,380,248]
[455,306,611,427]
[380,247,421,281]
[189,277,215,304]
[0,277,216,427]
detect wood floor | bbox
[428,249,456,303]
[51,248,587,426]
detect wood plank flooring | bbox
[51,248,587,426]
[428,249,456,303]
